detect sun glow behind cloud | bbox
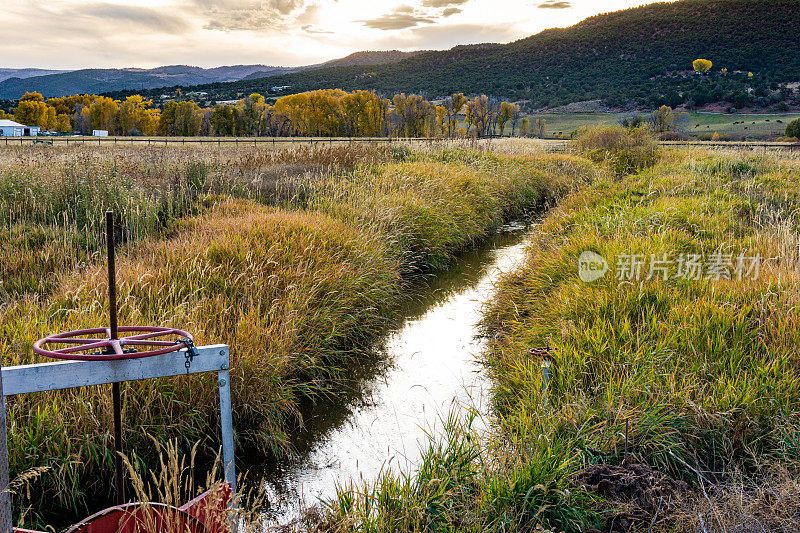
[0,0,674,69]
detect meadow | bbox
[517,111,800,140]
[4,132,800,531]
[0,140,595,525]
[321,130,800,532]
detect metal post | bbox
[0,359,13,533]
[217,366,236,493]
[541,360,551,392]
[106,211,125,505]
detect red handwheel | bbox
[34,326,193,361]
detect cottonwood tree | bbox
[466,95,490,136]
[693,58,713,75]
[14,92,56,130]
[499,101,519,136]
[533,118,547,138]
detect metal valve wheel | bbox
[33,326,193,361]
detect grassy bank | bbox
[0,144,597,525]
[321,133,800,531]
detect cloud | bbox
[538,0,571,8]
[189,0,307,31]
[421,0,469,7]
[302,24,334,34]
[66,3,190,33]
[361,13,435,30]
[442,7,462,16]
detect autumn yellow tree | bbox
[444,93,467,137]
[519,118,530,136]
[81,96,120,134]
[533,118,547,138]
[14,92,57,129]
[118,95,156,135]
[651,105,677,133]
[693,58,713,75]
[465,95,490,137]
[391,93,434,137]
[158,100,205,136]
[498,101,519,137]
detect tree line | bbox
[1,90,524,138]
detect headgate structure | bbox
[0,211,236,532]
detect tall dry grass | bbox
[319,147,800,532]
[477,148,800,530]
[0,144,389,298]
[0,144,595,526]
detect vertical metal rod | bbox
[0,359,13,533]
[106,211,125,505]
[541,360,551,392]
[217,367,237,494]
[106,211,118,340]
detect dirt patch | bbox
[578,458,690,533]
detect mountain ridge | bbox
[141,0,799,109]
[0,51,432,99]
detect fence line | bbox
[0,136,440,147]
[1,136,797,150]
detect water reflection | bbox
[262,226,532,523]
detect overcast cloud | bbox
[0,0,674,69]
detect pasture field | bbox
[0,140,595,526]
[520,111,800,140]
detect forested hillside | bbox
[147,0,800,109]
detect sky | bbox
[0,0,673,70]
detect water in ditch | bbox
[261,225,532,523]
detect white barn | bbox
[0,120,40,137]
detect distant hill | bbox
[159,0,800,109]
[316,50,427,69]
[241,51,425,81]
[0,68,70,83]
[0,52,429,100]
[0,64,289,99]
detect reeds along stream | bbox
[260,224,532,523]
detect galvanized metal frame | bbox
[0,344,235,528]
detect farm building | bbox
[0,119,40,137]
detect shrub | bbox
[659,131,689,141]
[572,125,660,175]
[786,118,800,139]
